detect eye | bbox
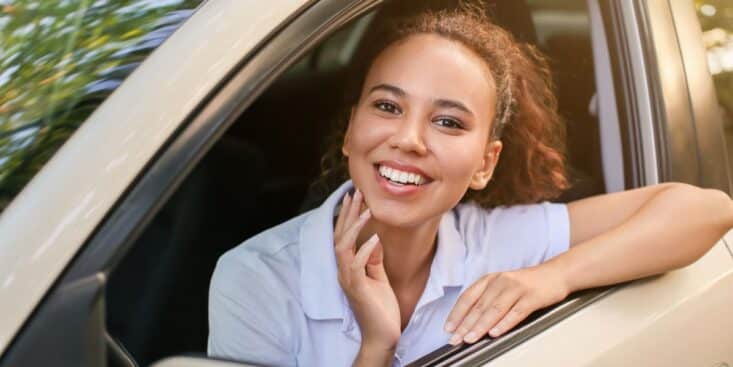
[374,100,401,114]
[434,117,464,129]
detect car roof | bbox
[0,0,309,353]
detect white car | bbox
[1,0,732,366]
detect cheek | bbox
[432,136,486,179]
[347,116,391,153]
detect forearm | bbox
[352,343,395,367]
[547,184,733,293]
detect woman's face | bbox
[343,34,502,227]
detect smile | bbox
[378,165,426,185]
[377,164,430,186]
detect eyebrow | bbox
[368,83,406,97]
[434,99,473,116]
[368,83,474,116]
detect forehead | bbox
[363,34,497,116]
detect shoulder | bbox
[210,210,311,298]
[454,201,569,270]
[453,201,563,234]
[208,213,312,364]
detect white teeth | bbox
[378,165,426,185]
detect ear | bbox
[341,107,357,157]
[469,140,503,190]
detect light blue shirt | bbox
[208,180,570,366]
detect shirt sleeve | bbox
[541,202,571,261]
[207,252,297,367]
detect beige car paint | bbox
[489,239,733,367]
[0,0,308,354]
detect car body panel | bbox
[488,240,733,366]
[0,0,309,353]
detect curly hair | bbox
[315,1,569,207]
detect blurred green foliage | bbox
[695,0,733,170]
[695,1,733,121]
[0,0,200,213]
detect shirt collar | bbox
[299,180,468,320]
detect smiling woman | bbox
[206,2,733,367]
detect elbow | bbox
[706,188,733,232]
[663,183,733,232]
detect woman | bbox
[208,3,733,367]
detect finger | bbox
[444,274,497,334]
[351,234,380,281]
[345,189,363,230]
[365,240,387,282]
[334,193,351,237]
[462,288,523,344]
[449,281,507,345]
[334,209,371,270]
[489,297,536,337]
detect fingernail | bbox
[367,233,379,244]
[444,322,455,332]
[449,334,462,345]
[464,332,477,343]
[490,327,500,337]
[359,208,371,220]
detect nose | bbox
[388,112,428,155]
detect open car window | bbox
[107,0,608,365]
[111,1,609,366]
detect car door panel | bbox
[489,241,733,366]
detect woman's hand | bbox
[444,265,570,345]
[334,189,401,355]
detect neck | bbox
[357,215,440,291]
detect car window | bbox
[105,1,607,366]
[694,1,733,176]
[527,0,605,200]
[280,11,376,80]
[0,0,202,214]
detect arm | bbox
[553,182,733,292]
[445,183,733,345]
[353,345,397,367]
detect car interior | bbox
[105,0,603,365]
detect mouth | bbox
[374,162,434,187]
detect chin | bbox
[368,201,437,229]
